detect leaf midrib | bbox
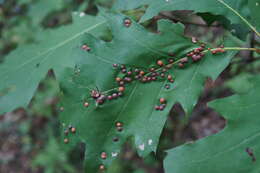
[1,20,107,80]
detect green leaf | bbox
[198,13,250,40]
[28,0,64,26]
[17,0,31,5]
[1,18,35,45]
[58,13,238,172]
[225,73,254,94]
[1,6,240,172]
[29,78,59,116]
[249,0,260,31]
[33,136,76,173]
[140,0,249,23]
[114,0,259,36]
[164,75,260,173]
[112,0,150,11]
[0,14,106,114]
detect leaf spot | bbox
[124,18,132,27]
[139,143,145,151]
[245,147,256,162]
[148,139,153,145]
[79,12,85,17]
[60,107,64,112]
[111,152,118,157]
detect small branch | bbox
[84,46,259,102]
[222,47,260,52]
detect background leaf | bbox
[249,0,260,31]
[225,73,254,94]
[112,0,150,11]
[33,136,75,173]
[113,0,256,38]
[164,75,260,173]
[0,14,106,114]
[28,0,64,26]
[140,0,250,24]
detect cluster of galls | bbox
[98,122,123,171]
[113,58,176,86]
[84,60,177,107]
[210,45,225,54]
[86,85,124,106]
[115,121,123,132]
[155,98,167,111]
[186,44,205,62]
[91,90,108,105]
[63,125,76,144]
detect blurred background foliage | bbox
[0,0,260,173]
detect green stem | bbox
[217,0,260,38]
[223,47,260,52]
[212,47,260,52]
